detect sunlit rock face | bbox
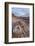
[12,15,29,38]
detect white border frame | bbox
[8,4,33,42]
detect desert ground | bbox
[12,14,29,38]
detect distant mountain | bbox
[12,13,29,17]
[12,13,29,20]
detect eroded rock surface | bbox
[12,15,29,38]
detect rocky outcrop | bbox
[12,15,29,38]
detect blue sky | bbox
[12,8,29,17]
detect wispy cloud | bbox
[12,8,29,17]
